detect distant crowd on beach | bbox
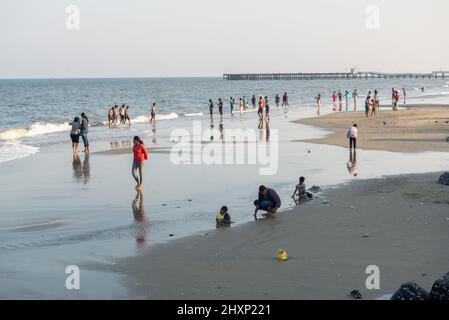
[208,93,290,123]
[314,87,411,117]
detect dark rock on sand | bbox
[308,185,322,193]
[437,172,449,186]
[391,282,430,300]
[430,272,449,300]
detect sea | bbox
[1,77,449,164]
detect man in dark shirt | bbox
[254,185,281,219]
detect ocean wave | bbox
[0,141,39,164]
[131,112,179,123]
[182,112,204,117]
[0,122,69,141]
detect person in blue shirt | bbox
[254,185,281,219]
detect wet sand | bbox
[111,172,449,299]
[295,108,449,153]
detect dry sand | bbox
[295,108,449,153]
[111,172,449,299]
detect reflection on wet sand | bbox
[132,191,148,248]
[258,120,270,142]
[347,150,357,176]
[110,140,132,150]
[210,117,215,141]
[72,154,90,184]
[151,122,157,144]
[219,121,224,141]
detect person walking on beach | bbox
[258,96,265,121]
[337,90,343,111]
[282,92,289,107]
[344,90,351,111]
[264,96,270,121]
[209,99,214,117]
[108,107,113,127]
[347,124,358,151]
[372,90,380,116]
[352,89,358,111]
[230,97,235,114]
[150,103,156,124]
[239,98,244,114]
[218,98,224,118]
[69,116,81,155]
[402,88,406,104]
[243,96,248,110]
[119,105,125,124]
[365,92,371,117]
[275,94,280,108]
[332,91,338,111]
[125,105,131,125]
[254,185,281,219]
[80,113,90,153]
[132,136,148,192]
[393,90,400,111]
[113,105,118,125]
[251,95,257,109]
[315,93,321,115]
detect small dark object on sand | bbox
[188,199,192,201]
[350,289,362,299]
[169,234,174,237]
[383,121,387,125]
[437,172,449,186]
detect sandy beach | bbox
[101,107,449,300]
[110,172,449,299]
[296,108,449,153]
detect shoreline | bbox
[294,107,449,153]
[109,171,449,299]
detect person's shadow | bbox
[151,122,157,144]
[132,191,148,248]
[72,154,82,182]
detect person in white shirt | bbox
[347,124,358,150]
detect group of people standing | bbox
[209,92,289,119]
[108,104,131,127]
[69,112,90,155]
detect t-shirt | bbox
[70,121,80,135]
[259,188,281,208]
[133,144,149,163]
[347,127,358,139]
[216,212,231,224]
[296,183,306,195]
[80,118,88,133]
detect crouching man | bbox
[254,185,281,219]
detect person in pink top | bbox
[132,136,149,191]
[332,91,338,111]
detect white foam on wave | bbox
[0,141,39,164]
[131,112,179,123]
[182,112,204,117]
[0,122,69,141]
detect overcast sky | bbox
[1,0,448,78]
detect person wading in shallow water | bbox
[131,136,148,192]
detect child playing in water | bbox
[291,176,313,201]
[216,206,231,226]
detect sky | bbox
[0,0,448,78]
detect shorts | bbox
[132,162,143,170]
[258,109,263,114]
[70,134,80,143]
[265,107,270,113]
[151,112,155,118]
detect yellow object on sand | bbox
[278,249,288,261]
